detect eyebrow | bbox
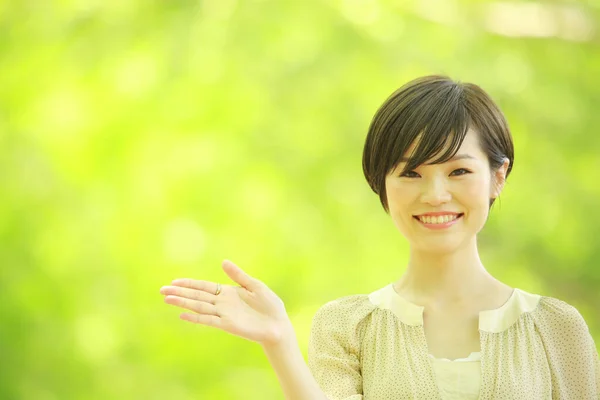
[399,153,476,163]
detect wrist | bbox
[261,320,297,351]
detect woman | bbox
[160,75,600,399]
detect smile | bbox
[413,213,463,229]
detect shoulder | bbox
[535,295,588,324]
[313,294,377,325]
[532,294,593,339]
[531,293,599,393]
[311,293,378,337]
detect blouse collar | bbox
[368,283,541,333]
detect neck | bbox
[395,237,501,304]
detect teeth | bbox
[419,214,459,224]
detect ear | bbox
[491,158,510,198]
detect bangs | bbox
[387,85,471,175]
[399,115,470,175]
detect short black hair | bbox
[362,75,514,212]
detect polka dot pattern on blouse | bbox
[307,284,600,399]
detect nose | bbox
[420,177,451,206]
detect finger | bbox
[222,260,261,290]
[164,295,219,316]
[170,278,220,296]
[160,286,216,304]
[180,312,222,328]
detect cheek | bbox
[459,179,492,228]
[386,184,416,226]
[386,181,416,210]
[460,176,491,205]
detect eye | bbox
[450,168,471,176]
[400,170,420,178]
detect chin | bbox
[412,239,466,255]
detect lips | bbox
[413,213,464,226]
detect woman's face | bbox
[384,129,508,254]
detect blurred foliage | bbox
[1,0,599,399]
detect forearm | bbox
[262,331,329,400]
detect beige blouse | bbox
[308,284,600,399]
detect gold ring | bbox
[215,283,222,296]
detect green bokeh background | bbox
[2,1,599,399]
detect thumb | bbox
[222,260,261,290]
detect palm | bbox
[160,260,292,346]
[217,285,286,342]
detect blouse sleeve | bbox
[307,295,375,400]
[534,297,600,399]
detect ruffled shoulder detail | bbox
[531,295,596,343]
[534,295,587,320]
[308,295,378,400]
[530,295,600,397]
[311,294,378,342]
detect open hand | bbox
[160,260,293,346]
